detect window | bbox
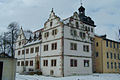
[106,52,109,58]
[26,49,29,54]
[71,29,77,36]
[76,22,79,28]
[19,42,21,46]
[35,46,39,52]
[30,60,33,66]
[74,30,77,36]
[17,61,20,66]
[88,27,90,31]
[83,45,89,52]
[91,28,93,32]
[50,21,52,26]
[111,52,112,59]
[114,62,117,69]
[44,32,49,38]
[118,54,120,60]
[79,32,86,39]
[85,26,87,31]
[22,41,25,44]
[106,40,108,47]
[21,61,24,66]
[110,41,112,48]
[84,60,89,67]
[22,50,24,55]
[25,61,28,66]
[20,35,21,39]
[52,29,58,35]
[96,42,98,47]
[44,45,48,51]
[43,60,48,66]
[30,47,34,53]
[18,50,20,55]
[70,59,77,67]
[51,59,57,67]
[70,43,77,50]
[83,33,86,38]
[114,53,116,59]
[117,43,119,49]
[107,62,109,69]
[96,52,99,57]
[111,62,113,69]
[119,63,120,69]
[29,69,34,71]
[51,43,57,50]
[113,42,115,48]
[79,32,82,38]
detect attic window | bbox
[76,22,79,28]
[19,42,21,46]
[20,35,21,39]
[91,28,93,32]
[50,21,53,27]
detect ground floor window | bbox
[119,63,120,69]
[21,61,24,66]
[84,60,89,67]
[25,61,28,66]
[30,60,33,66]
[51,59,57,67]
[17,61,20,66]
[107,62,109,69]
[114,62,117,69]
[43,60,48,66]
[70,59,77,67]
[111,62,113,69]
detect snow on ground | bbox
[16,73,120,80]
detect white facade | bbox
[15,6,95,77]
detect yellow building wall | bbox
[94,36,120,73]
[94,37,103,73]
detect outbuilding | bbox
[0,53,16,80]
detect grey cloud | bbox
[0,0,119,41]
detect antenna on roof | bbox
[80,0,83,6]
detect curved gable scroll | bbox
[73,12,80,20]
[44,8,61,30]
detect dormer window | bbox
[50,21,53,27]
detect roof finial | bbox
[51,8,54,12]
[80,0,83,6]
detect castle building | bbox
[93,35,120,73]
[15,5,96,76]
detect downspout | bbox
[101,39,103,73]
[61,23,64,77]
[40,41,42,71]
[23,45,26,72]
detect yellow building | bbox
[93,35,120,73]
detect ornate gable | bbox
[16,27,26,41]
[44,8,61,30]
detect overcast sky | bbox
[0,0,120,41]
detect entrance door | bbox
[0,62,3,80]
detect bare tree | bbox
[7,22,20,58]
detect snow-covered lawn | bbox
[16,73,120,80]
